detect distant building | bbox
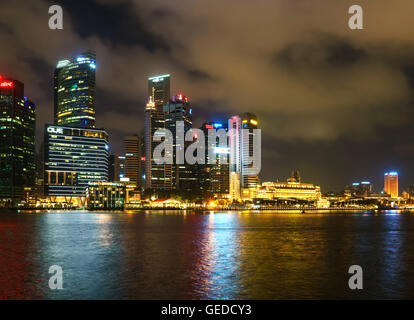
[384,172,398,198]
[44,125,109,201]
[0,77,36,206]
[347,181,373,197]
[54,51,96,128]
[124,135,141,188]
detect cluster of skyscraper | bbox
[0,51,260,207]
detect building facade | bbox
[0,77,36,206]
[124,135,141,188]
[54,51,96,128]
[44,125,109,199]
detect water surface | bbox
[1,210,413,299]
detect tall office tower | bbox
[54,51,96,128]
[0,77,36,206]
[228,115,242,201]
[241,112,259,199]
[144,96,172,190]
[124,135,141,187]
[200,122,229,195]
[148,74,170,108]
[384,172,399,198]
[44,125,109,203]
[108,154,120,182]
[163,94,193,190]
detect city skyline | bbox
[1,1,414,192]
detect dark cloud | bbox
[1,0,414,192]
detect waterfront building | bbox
[54,51,96,128]
[258,180,321,201]
[87,181,137,210]
[44,125,109,204]
[124,135,141,188]
[0,76,36,207]
[384,172,398,198]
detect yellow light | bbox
[250,119,257,125]
[242,120,247,123]
[58,111,72,117]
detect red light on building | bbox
[141,156,146,161]
[0,81,13,88]
[205,124,214,129]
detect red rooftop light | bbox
[0,80,13,88]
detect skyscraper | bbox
[241,112,259,199]
[0,76,36,206]
[124,135,141,188]
[163,94,193,190]
[200,121,229,195]
[44,125,109,201]
[54,51,96,128]
[148,74,170,108]
[384,172,398,198]
[228,115,241,201]
[145,75,172,190]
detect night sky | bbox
[1,0,414,192]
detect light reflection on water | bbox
[0,210,414,299]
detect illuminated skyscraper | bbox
[163,94,193,190]
[148,74,170,108]
[144,96,172,190]
[241,113,259,199]
[44,125,109,203]
[0,76,36,206]
[124,135,141,188]
[54,51,96,128]
[200,121,229,195]
[228,115,241,201]
[145,75,172,190]
[384,172,398,198]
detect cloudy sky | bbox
[1,0,414,192]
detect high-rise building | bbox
[44,125,109,200]
[144,96,172,190]
[54,51,96,128]
[148,74,170,108]
[145,75,172,190]
[241,112,259,199]
[384,172,398,198]
[200,121,229,195]
[163,94,193,190]
[124,135,141,188]
[0,76,36,206]
[228,116,241,201]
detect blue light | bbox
[90,63,96,69]
[352,183,360,186]
[189,108,192,114]
[361,181,371,185]
[213,123,223,128]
